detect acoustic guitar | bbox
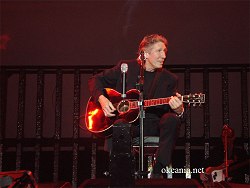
[85,88,205,136]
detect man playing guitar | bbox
[88,34,184,178]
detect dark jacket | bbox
[88,59,178,116]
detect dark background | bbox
[0,0,249,185]
[1,0,249,66]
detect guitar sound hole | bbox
[117,100,130,113]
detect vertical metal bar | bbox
[222,69,229,125]
[90,70,98,181]
[34,70,44,183]
[0,68,8,171]
[54,70,62,183]
[0,145,2,172]
[203,68,210,159]
[184,68,191,179]
[241,67,249,154]
[72,69,80,188]
[16,70,26,170]
[221,68,231,180]
[91,139,97,179]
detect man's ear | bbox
[144,52,149,59]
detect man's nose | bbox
[161,51,166,58]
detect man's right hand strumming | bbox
[98,95,116,117]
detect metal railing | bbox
[0,64,249,187]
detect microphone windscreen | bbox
[121,63,128,73]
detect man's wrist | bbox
[176,108,184,118]
[98,95,105,102]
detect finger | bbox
[103,110,114,117]
[173,95,182,103]
[109,102,116,111]
[106,111,116,117]
[103,101,113,111]
[107,113,116,117]
[170,99,182,110]
[102,106,109,113]
[175,92,182,97]
[105,106,115,114]
[172,96,182,107]
[102,106,115,116]
[169,96,179,108]
[169,97,175,108]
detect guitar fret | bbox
[159,98,162,105]
[155,99,158,105]
[151,99,156,106]
[163,98,169,104]
[150,101,153,106]
[146,98,169,107]
[152,100,155,106]
[157,99,161,105]
[130,101,138,109]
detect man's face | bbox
[144,42,167,71]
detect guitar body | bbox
[202,160,234,187]
[85,88,140,137]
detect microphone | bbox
[121,63,128,98]
[140,51,145,61]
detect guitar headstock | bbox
[182,93,205,106]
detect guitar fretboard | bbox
[129,97,172,109]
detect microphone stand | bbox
[136,52,146,178]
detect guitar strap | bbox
[147,70,162,99]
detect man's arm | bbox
[88,62,121,102]
[88,62,122,116]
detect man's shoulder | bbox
[110,59,138,71]
[161,68,178,80]
[119,59,138,64]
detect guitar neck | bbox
[128,93,204,109]
[130,96,178,109]
[144,97,173,107]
